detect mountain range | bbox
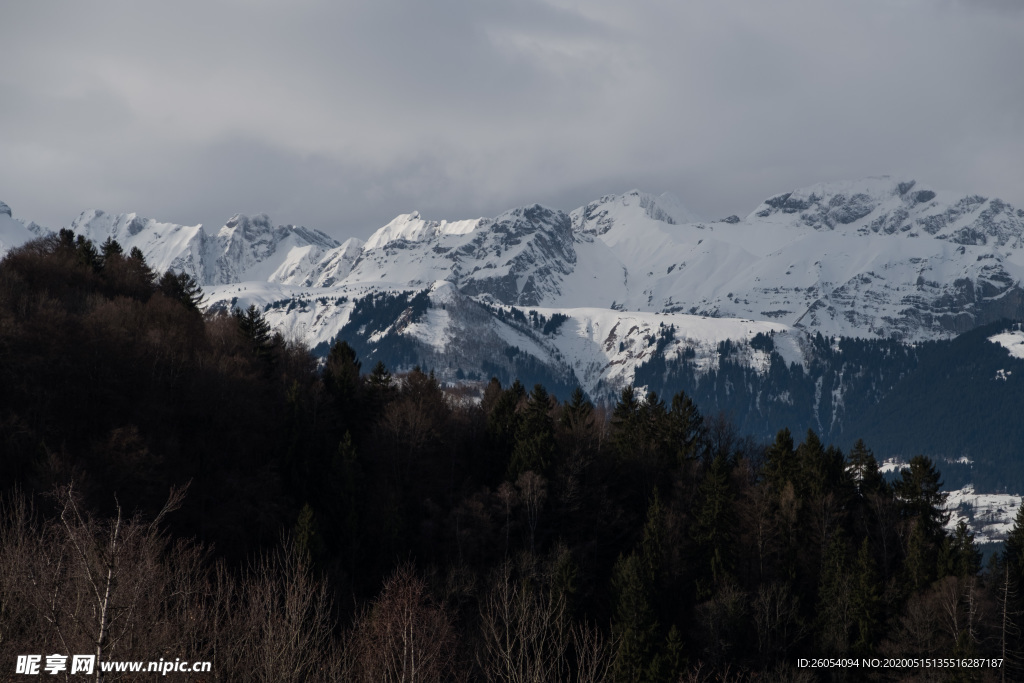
[3,176,1024,486]
[16,176,1020,340]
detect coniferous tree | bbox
[610,552,659,683]
[764,428,797,492]
[816,531,853,654]
[322,431,363,581]
[234,303,275,360]
[74,234,102,271]
[764,428,803,586]
[363,360,395,418]
[58,226,77,250]
[894,455,949,540]
[1004,505,1024,678]
[640,491,666,588]
[895,455,949,595]
[560,386,596,468]
[509,383,556,478]
[126,246,157,290]
[158,270,205,312]
[691,454,735,599]
[1005,504,1024,590]
[848,438,886,497]
[795,430,850,585]
[851,537,882,654]
[485,379,525,481]
[99,236,123,264]
[637,391,669,458]
[322,340,363,433]
[943,520,982,579]
[367,359,392,388]
[610,386,641,458]
[561,386,592,431]
[667,391,704,465]
[904,520,934,594]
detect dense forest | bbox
[3,232,1024,682]
[633,323,1024,492]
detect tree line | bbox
[2,233,1024,681]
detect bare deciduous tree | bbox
[477,562,570,683]
[570,619,616,683]
[752,582,804,662]
[352,564,458,683]
[229,542,337,683]
[515,472,547,556]
[0,487,351,683]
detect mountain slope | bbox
[563,179,1024,340]
[0,202,45,254]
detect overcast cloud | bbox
[2,0,1023,239]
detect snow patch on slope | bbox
[946,484,1022,544]
[989,329,1024,359]
[523,306,790,397]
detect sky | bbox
[2,0,1023,241]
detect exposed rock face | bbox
[346,204,577,307]
[214,213,341,285]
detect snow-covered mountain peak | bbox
[69,209,210,281]
[218,213,335,248]
[220,212,272,237]
[363,211,483,251]
[7,177,1024,345]
[571,190,701,236]
[491,204,569,231]
[745,176,1024,247]
[214,213,343,285]
[346,203,577,306]
[0,201,41,255]
[748,176,914,226]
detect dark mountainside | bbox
[2,233,1023,681]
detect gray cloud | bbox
[1,0,1022,238]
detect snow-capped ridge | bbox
[363,212,483,250]
[748,176,917,225]
[215,212,344,285]
[5,175,1024,344]
[63,207,347,287]
[742,176,1024,244]
[302,237,365,287]
[70,208,211,282]
[571,190,701,236]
